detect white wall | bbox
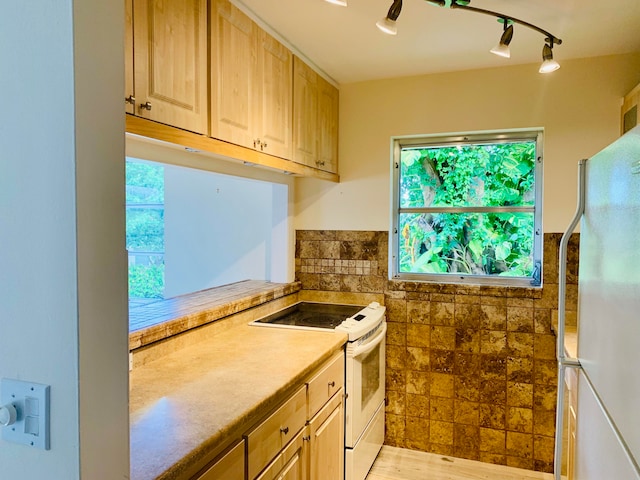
[295,53,640,233]
[0,1,129,479]
[164,166,289,297]
[126,137,298,287]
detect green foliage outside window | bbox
[398,140,537,278]
[126,159,165,299]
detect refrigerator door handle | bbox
[554,159,587,480]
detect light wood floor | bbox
[366,446,555,480]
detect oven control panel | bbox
[336,302,386,341]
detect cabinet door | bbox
[210,0,257,149]
[256,30,292,159]
[195,440,245,480]
[316,77,339,173]
[308,392,344,480]
[293,56,318,168]
[125,0,135,114]
[255,429,307,480]
[133,0,208,134]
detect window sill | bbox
[388,278,544,298]
[129,280,302,350]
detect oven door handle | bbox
[351,322,386,359]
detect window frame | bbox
[389,129,544,287]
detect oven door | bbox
[345,321,386,448]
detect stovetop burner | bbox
[252,302,364,329]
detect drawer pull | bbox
[280,426,289,435]
[328,381,336,388]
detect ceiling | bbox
[233,0,640,84]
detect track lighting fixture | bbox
[490,21,513,58]
[326,0,563,72]
[539,40,560,73]
[376,0,402,35]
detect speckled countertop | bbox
[129,322,348,480]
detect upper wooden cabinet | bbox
[293,56,339,173]
[125,0,135,114]
[210,0,293,159]
[317,75,339,174]
[125,0,339,179]
[130,0,208,134]
[292,57,318,168]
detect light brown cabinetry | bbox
[188,351,346,480]
[316,76,339,173]
[307,391,344,480]
[129,0,208,134]
[210,0,292,159]
[246,385,307,479]
[125,0,338,179]
[307,351,344,419]
[622,83,640,135]
[256,429,308,480]
[125,0,135,114]
[194,440,245,480]
[293,57,339,173]
[306,351,345,480]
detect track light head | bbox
[539,41,560,73]
[376,0,402,35]
[490,22,513,58]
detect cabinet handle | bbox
[125,95,135,105]
[253,138,260,149]
[328,381,336,388]
[140,101,152,111]
[316,160,325,167]
[261,141,267,151]
[280,426,289,435]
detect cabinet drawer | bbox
[255,428,307,480]
[246,385,307,479]
[195,439,244,480]
[308,351,344,419]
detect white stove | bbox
[251,301,386,480]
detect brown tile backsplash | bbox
[295,230,579,474]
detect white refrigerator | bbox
[556,125,640,479]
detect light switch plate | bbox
[1,379,50,450]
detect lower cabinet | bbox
[193,351,345,480]
[246,385,308,479]
[256,429,308,480]
[194,440,245,480]
[308,390,344,480]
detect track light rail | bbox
[447,0,562,46]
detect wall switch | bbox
[1,379,50,450]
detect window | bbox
[126,160,165,305]
[391,130,543,287]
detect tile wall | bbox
[295,230,579,473]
